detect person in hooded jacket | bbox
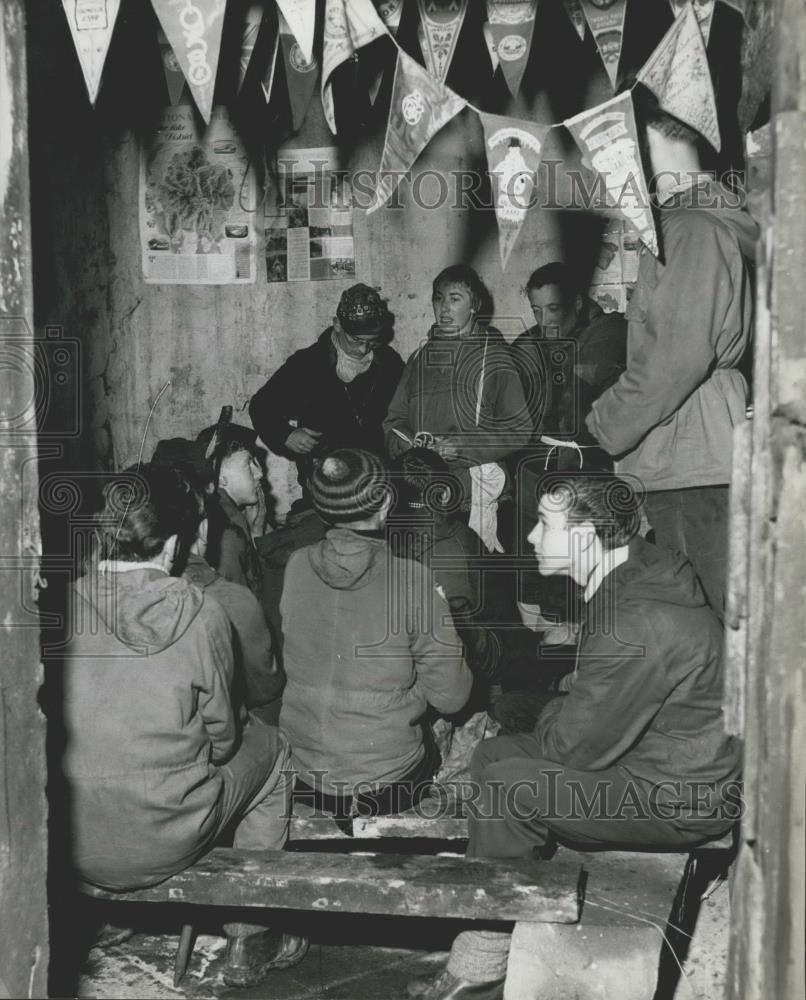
[279,449,473,823]
[586,92,758,620]
[409,473,742,1000]
[383,265,533,527]
[61,464,306,988]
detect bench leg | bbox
[173,923,195,987]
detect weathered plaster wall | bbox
[28,0,761,515]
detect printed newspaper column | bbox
[668,0,716,46]
[367,48,467,213]
[416,0,469,84]
[638,4,721,151]
[277,0,317,63]
[485,1,538,98]
[237,2,264,93]
[480,113,550,268]
[562,0,586,40]
[157,26,186,104]
[579,0,627,89]
[322,0,389,132]
[369,0,406,104]
[280,11,319,130]
[151,0,227,125]
[564,92,659,256]
[61,0,122,104]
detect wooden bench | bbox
[80,847,582,986]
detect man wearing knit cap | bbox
[279,449,473,823]
[249,284,404,492]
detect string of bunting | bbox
[62,0,746,268]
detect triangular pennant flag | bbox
[279,11,319,130]
[579,0,627,89]
[322,0,389,133]
[562,0,586,41]
[485,1,537,98]
[157,26,186,105]
[237,2,264,93]
[480,112,550,269]
[261,30,282,102]
[720,0,748,21]
[368,0,406,103]
[483,23,500,71]
[277,0,317,64]
[416,0,469,84]
[564,92,658,256]
[669,0,715,46]
[61,0,122,105]
[639,5,721,151]
[368,48,467,214]
[151,0,226,125]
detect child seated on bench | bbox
[279,449,473,826]
[410,473,742,1000]
[62,464,306,988]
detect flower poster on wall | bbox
[140,105,257,284]
[264,147,356,282]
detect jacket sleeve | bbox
[533,613,667,771]
[408,564,472,714]
[383,354,417,457]
[249,356,302,456]
[455,347,533,465]
[586,218,735,456]
[197,600,238,762]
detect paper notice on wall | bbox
[669,0,716,45]
[416,0,468,84]
[564,92,658,256]
[140,106,257,284]
[264,147,356,282]
[579,0,627,89]
[588,219,640,312]
[61,0,121,104]
[638,5,721,151]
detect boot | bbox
[406,968,505,1000]
[222,922,309,988]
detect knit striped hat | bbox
[309,449,390,523]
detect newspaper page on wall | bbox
[588,219,640,313]
[264,146,356,283]
[140,105,257,284]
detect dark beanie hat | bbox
[336,283,393,337]
[309,449,390,523]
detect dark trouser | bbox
[467,733,733,860]
[644,486,729,620]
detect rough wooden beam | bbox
[289,812,469,841]
[81,848,582,924]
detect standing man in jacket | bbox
[585,94,758,618]
[249,284,404,489]
[409,474,741,1000]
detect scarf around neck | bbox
[332,329,373,383]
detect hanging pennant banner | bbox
[639,5,721,151]
[579,0,627,90]
[261,30,282,102]
[237,2,264,93]
[668,0,715,46]
[485,1,537,98]
[480,112,550,269]
[322,0,389,133]
[151,0,227,125]
[564,92,659,256]
[61,0,122,105]
[157,26,186,105]
[277,0,317,64]
[279,12,319,130]
[416,0,469,84]
[368,48,467,213]
[483,23,500,71]
[562,0,586,40]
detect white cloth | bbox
[468,462,506,554]
[332,330,373,382]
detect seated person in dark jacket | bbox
[249,283,404,488]
[410,473,742,1000]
